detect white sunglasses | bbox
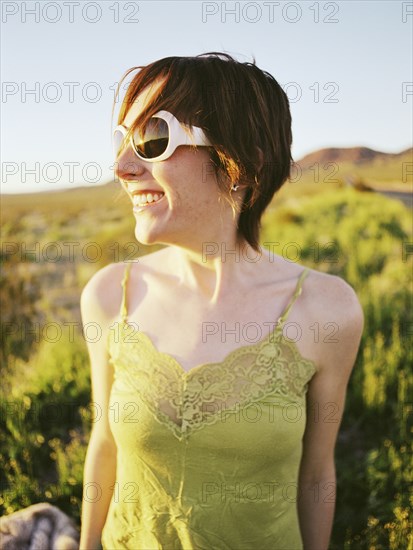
[113,110,212,162]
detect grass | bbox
[1,181,412,548]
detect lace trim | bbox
[107,322,317,441]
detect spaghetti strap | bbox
[119,263,309,329]
[276,268,310,329]
[120,262,132,325]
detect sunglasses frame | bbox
[113,110,212,162]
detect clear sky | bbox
[1,0,412,194]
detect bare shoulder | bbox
[80,261,128,325]
[301,267,365,374]
[80,250,169,321]
[303,268,364,322]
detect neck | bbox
[169,238,265,306]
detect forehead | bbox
[123,78,165,128]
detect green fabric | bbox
[101,264,317,549]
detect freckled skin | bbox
[126,147,230,249]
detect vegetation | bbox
[1,179,412,549]
[261,186,412,548]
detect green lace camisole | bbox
[101,263,317,550]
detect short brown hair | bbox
[113,52,292,252]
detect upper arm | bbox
[299,275,365,483]
[80,263,123,446]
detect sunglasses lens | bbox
[134,117,169,159]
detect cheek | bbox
[154,153,217,193]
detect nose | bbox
[114,143,147,184]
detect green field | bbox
[1,180,412,548]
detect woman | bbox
[79,52,364,550]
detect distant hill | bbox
[292,146,412,191]
[296,146,411,169]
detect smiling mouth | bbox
[132,192,166,211]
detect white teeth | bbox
[132,192,164,206]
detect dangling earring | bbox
[230,184,239,192]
